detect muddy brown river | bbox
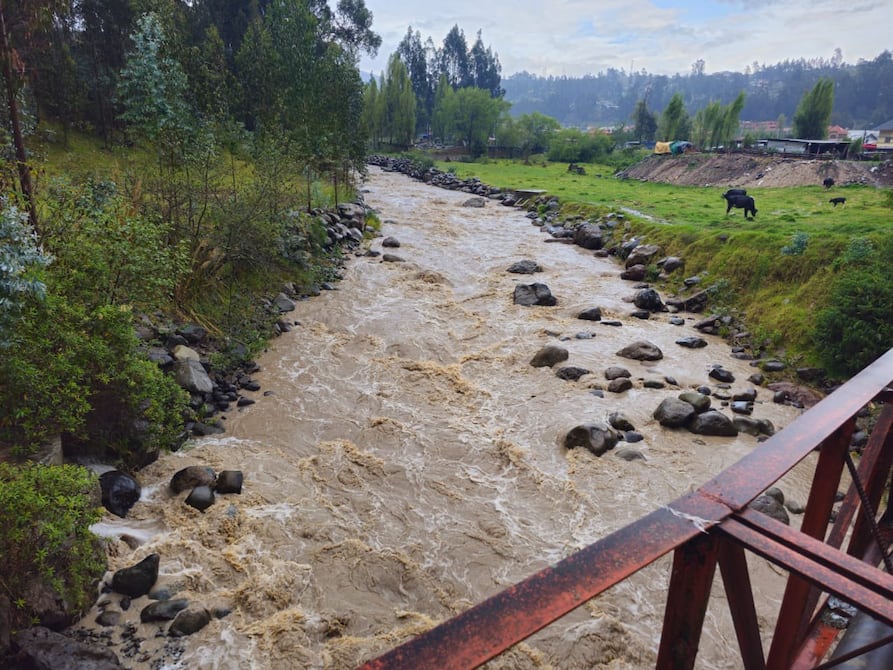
[78,166,819,669]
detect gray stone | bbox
[530,345,569,368]
[608,412,635,432]
[12,627,122,669]
[676,336,707,349]
[577,307,602,321]
[607,377,633,393]
[174,359,214,394]
[556,366,590,381]
[653,398,696,427]
[708,366,735,383]
[185,485,215,512]
[507,260,541,274]
[616,340,663,361]
[273,292,296,313]
[111,554,160,598]
[679,391,711,413]
[634,288,664,312]
[564,423,619,457]
[170,466,216,494]
[140,599,189,623]
[513,283,557,306]
[750,494,790,525]
[169,609,212,637]
[688,410,738,437]
[215,470,243,494]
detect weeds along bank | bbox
[0,132,376,656]
[427,154,893,381]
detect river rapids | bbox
[75,166,818,669]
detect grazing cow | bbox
[722,192,757,219]
[830,197,847,207]
[823,177,835,189]
[723,188,747,199]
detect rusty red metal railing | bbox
[357,348,893,670]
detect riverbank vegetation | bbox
[1,0,381,641]
[439,157,893,378]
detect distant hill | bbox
[502,51,893,130]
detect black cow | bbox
[722,192,757,219]
[823,177,835,189]
[723,188,747,199]
[830,197,847,207]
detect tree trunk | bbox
[0,3,38,234]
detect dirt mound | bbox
[620,153,893,188]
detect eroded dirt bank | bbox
[620,153,893,188]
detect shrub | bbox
[814,266,893,378]
[781,232,810,256]
[0,297,187,459]
[0,202,51,347]
[0,463,106,631]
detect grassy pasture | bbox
[440,158,893,368]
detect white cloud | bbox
[358,0,890,77]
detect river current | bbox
[78,166,818,669]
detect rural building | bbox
[876,119,893,151]
[762,138,850,157]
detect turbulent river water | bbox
[78,166,820,669]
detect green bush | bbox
[0,463,105,630]
[0,297,187,459]
[814,266,893,378]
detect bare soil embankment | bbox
[620,152,893,188]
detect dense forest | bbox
[503,51,893,129]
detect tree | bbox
[431,72,453,142]
[381,53,415,146]
[438,86,507,156]
[658,92,691,141]
[396,26,431,135]
[691,92,745,149]
[0,0,71,232]
[116,13,192,143]
[632,99,657,143]
[439,24,470,89]
[74,0,136,139]
[792,77,834,139]
[517,112,560,160]
[468,30,503,97]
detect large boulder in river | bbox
[577,307,602,321]
[169,608,212,637]
[513,283,557,306]
[616,340,663,361]
[633,288,664,312]
[688,410,739,437]
[100,470,141,518]
[216,470,244,494]
[653,398,696,427]
[530,345,569,368]
[111,554,160,598]
[507,260,541,274]
[564,423,619,457]
[749,493,790,525]
[573,223,603,250]
[170,466,216,494]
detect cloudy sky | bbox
[358,0,889,78]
